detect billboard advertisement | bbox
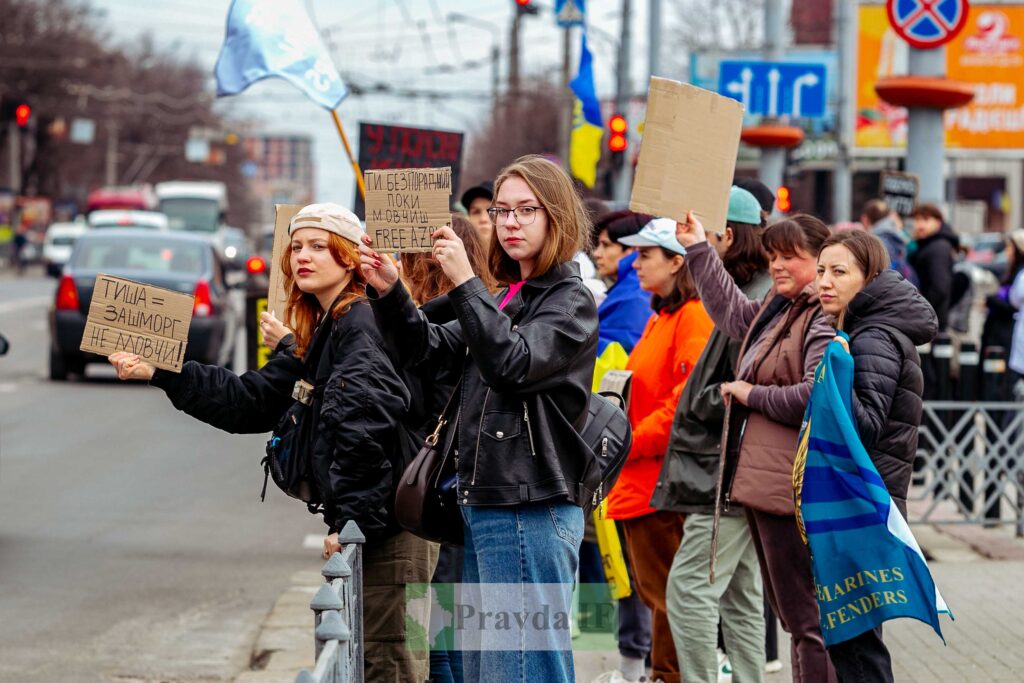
[856,4,1024,149]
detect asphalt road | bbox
[0,272,324,683]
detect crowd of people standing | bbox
[103,153,989,683]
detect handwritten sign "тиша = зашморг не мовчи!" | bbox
[80,274,194,373]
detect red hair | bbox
[280,233,366,359]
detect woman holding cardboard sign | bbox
[360,155,599,683]
[676,210,836,683]
[109,202,436,683]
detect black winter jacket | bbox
[650,270,773,515]
[908,223,959,330]
[150,301,411,540]
[369,263,601,508]
[843,270,938,515]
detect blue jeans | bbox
[460,502,583,683]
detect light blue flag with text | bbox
[215,0,348,110]
[794,333,952,646]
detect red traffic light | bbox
[776,185,792,213]
[246,255,267,275]
[515,0,531,5]
[15,103,31,127]
[608,115,628,152]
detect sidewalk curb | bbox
[234,565,322,683]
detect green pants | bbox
[363,531,439,683]
[666,514,765,683]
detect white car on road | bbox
[43,221,87,277]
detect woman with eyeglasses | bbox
[360,155,599,683]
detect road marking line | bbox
[0,296,50,315]
[303,534,323,549]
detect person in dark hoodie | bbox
[908,203,958,332]
[815,230,939,682]
[860,199,917,287]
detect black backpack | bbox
[260,316,334,509]
[580,390,632,515]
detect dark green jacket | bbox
[649,270,772,515]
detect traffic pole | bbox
[612,0,633,204]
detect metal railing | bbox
[910,401,1024,536]
[295,521,365,683]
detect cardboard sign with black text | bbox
[364,167,452,253]
[880,172,919,218]
[630,77,744,233]
[79,274,193,372]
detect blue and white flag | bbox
[215,0,348,110]
[794,334,952,646]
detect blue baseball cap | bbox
[617,218,687,256]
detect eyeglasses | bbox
[486,206,545,226]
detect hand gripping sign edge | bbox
[886,0,971,49]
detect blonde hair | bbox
[489,155,591,283]
[280,233,366,359]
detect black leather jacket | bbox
[150,301,411,540]
[370,262,601,508]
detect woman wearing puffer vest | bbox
[815,229,938,682]
[676,211,836,683]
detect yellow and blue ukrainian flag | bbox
[794,333,952,646]
[569,33,603,188]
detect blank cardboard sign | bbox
[267,204,303,324]
[630,77,744,234]
[364,167,452,253]
[80,274,194,372]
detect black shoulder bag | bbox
[394,380,464,546]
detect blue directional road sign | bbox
[718,60,828,119]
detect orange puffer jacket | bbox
[606,299,714,521]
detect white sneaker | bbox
[718,652,733,683]
[765,659,783,674]
[589,671,649,683]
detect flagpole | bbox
[330,109,366,200]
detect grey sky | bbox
[91,0,673,212]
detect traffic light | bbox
[515,0,539,15]
[14,103,31,128]
[776,185,792,213]
[608,115,627,152]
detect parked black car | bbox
[48,229,241,380]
